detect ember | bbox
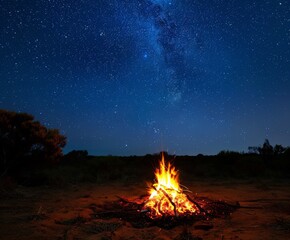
[144,154,201,218]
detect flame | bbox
[144,154,199,218]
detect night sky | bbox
[1,0,289,156]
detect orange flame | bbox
[145,154,199,218]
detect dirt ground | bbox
[1,179,290,240]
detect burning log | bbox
[143,155,201,218]
[152,184,178,217]
[92,155,247,229]
[186,194,206,215]
[157,196,165,215]
[93,194,240,229]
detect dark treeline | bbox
[1,109,290,187]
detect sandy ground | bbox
[1,179,290,240]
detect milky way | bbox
[138,0,188,93]
[1,0,289,155]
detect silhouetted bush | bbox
[62,150,88,163]
[273,144,286,155]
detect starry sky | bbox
[1,0,289,156]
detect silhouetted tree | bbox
[258,139,273,156]
[284,147,290,157]
[273,144,286,155]
[0,109,66,176]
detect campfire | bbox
[93,154,240,229]
[143,154,201,218]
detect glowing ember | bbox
[144,154,199,218]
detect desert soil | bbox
[1,179,290,240]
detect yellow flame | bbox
[145,154,198,218]
[149,154,179,197]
